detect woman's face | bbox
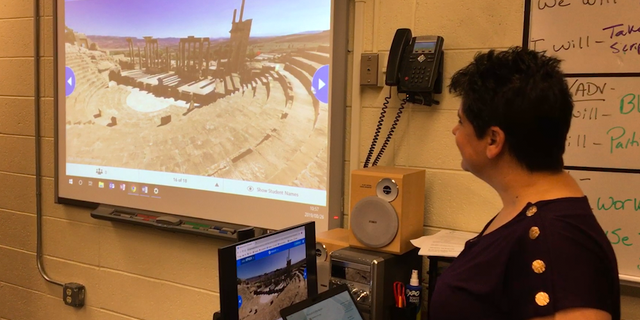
[452,107,486,174]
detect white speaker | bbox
[349,166,425,255]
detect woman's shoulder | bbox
[502,197,620,320]
[502,195,617,291]
[533,196,591,213]
[482,197,594,242]
[525,196,606,236]
[532,196,590,212]
[510,196,608,249]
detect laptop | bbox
[280,284,365,320]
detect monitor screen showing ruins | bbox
[55,0,344,231]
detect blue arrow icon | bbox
[65,66,76,97]
[311,65,329,104]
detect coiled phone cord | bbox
[363,86,392,168]
[372,97,407,167]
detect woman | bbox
[428,47,620,320]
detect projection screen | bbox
[54,0,348,232]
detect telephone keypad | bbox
[408,63,433,86]
[403,49,441,88]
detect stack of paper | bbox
[410,230,478,257]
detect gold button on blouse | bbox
[532,260,546,274]
[535,292,550,306]
[526,205,538,216]
[529,227,540,240]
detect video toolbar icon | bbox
[65,66,76,96]
[120,183,126,191]
[142,186,148,194]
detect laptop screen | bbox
[283,288,364,320]
[235,226,308,320]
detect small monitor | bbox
[218,222,318,320]
[280,284,364,320]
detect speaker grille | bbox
[350,196,398,248]
[376,178,399,202]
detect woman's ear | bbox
[486,126,505,159]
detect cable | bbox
[363,86,392,168]
[372,97,407,167]
[34,0,63,287]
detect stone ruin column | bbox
[143,36,153,69]
[179,39,185,72]
[155,40,159,69]
[166,47,170,72]
[126,38,134,69]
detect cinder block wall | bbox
[1,0,639,319]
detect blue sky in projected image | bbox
[237,245,306,280]
[65,0,330,38]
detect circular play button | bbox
[65,66,76,97]
[311,64,329,104]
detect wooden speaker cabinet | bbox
[348,166,425,255]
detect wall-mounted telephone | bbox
[363,29,445,168]
[386,28,444,106]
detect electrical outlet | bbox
[360,53,380,87]
[63,282,86,308]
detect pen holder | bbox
[390,303,417,320]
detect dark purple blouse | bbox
[429,197,620,320]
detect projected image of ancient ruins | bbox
[237,246,307,320]
[64,0,330,189]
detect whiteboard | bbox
[526,0,640,74]
[570,170,640,282]
[526,0,640,284]
[564,76,640,169]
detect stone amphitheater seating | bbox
[266,54,330,188]
[270,71,294,107]
[283,61,320,126]
[316,46,330,54]
[198,73,314,179]
[66,46,328,187]
[86,86,155,126]
[231,68,326,186]
[224,76,237,95]
[295,51,330,66]
[65,49,109,123]
[289,56,323,78]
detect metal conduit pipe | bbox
[35,0,64,287]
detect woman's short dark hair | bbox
[449,47,574,172]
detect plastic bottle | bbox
[405,269,422,320]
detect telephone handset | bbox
[385,28,413,87]
[385,29,444,106]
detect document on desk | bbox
[410,230,478,257]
